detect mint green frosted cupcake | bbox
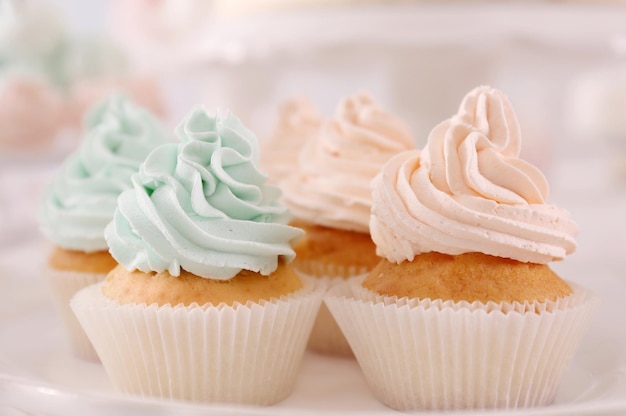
[38,94,169,361]
[71,107,323,405]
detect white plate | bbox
[0,240,625,416]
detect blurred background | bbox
[2,0,626,254]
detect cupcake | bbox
[259,97,321,184]
[38,94,169,361]
[280,92,415,356]
[64,76,166,129]
[0,74,64,152]
[70,107,323,405]
[326,86,599,411]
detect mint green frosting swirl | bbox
[105,107,302,280]
[39,94,169,251]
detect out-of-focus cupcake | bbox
[71,107,323,405]
[38,94,169,361]
[63,76,166,129]
[0,1,67,74]
[280,92,415,356]
[326,86,599,411]
[260,97,321,184]
[0,74,64,152]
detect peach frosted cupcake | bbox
[281,91,415,356]
[38,94,168,360]
[260,97,321,184]
[326,86,598,410]
[71,108,323,405]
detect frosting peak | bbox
[425,86,548,206]
[38,94,168,251]
[370,86,578,264]
[105,107,302,280]
[260,98,321,184]
[281,92,415,233]
[337,93,414,152]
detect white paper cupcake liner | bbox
[70,282,324,405]
[325,277,599,411]
[45,267,106,361]
[297,269,368,358]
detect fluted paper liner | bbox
[70,282,323,405]
[325,277,599,411]
[45,267,105,361]
[297,267,369,358]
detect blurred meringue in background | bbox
[0,0,168,245]
[0,0,167,159]
[0,72,64,153]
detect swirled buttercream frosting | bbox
[39,94,169,251]
[105,107,303,280]
[281,92,414,233]
[370,86,578,264]
[260,97,321,184]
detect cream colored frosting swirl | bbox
[281,92,414,233]
[370,86,578,264]
[260,98,321,184]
